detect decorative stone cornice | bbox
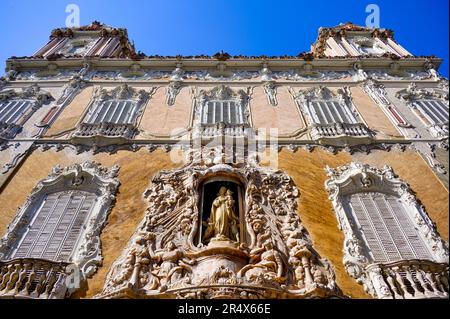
[396,82,449,102]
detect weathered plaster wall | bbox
[350,87,401,138]
[137,86,192,137]
[250,86,305,137]
[44,86,94,137]
[0,148,180,298]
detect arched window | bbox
[0,162,120,299]
[326,163,448,299]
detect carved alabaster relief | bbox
[97,158,340,299]
[0,162,120,298]
[71,84,155,145]
[166,81,183,106]
[192,85,254,139]
[263,81,278,106]
[325,163,449,299]
[0,84,53,139]
[291,86,373,146]
[396,83,449,138]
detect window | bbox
[413,99,449,127]
[0,85,52,138]
[308,100,357,125]
[326,163,449,299]
[0,162,120,299]
[292,86,371,142]
[11,191,96,261]
[84,100,138,125]
[346,192,432,263]
[201,100,244,125]
[396,83,449,137]
[0,100,33,128]
[193,85,251,138]
[74,84,150,138]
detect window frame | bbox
[325,162,449,298]
[0,162,120,278]
[0,84,53,138]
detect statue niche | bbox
[97,162,340,299]
[200,181,243,246]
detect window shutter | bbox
[349,195,386,261]
[11,191,96,262]
[0,100,32,124]
[348,192,432,263]
[415,100,449,125]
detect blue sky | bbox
[0,0,448,76]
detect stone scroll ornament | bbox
[97,153,342,299]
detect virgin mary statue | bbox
[203,187,240,243]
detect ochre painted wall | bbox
[277,149,371,298]
[350,87,402,138]
[0,148,447,298]
[0,148,180,298]
[45,86,94,137]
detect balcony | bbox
[366,259,449,299]
[73,122,137,139]
[0,258,70,299]
[310,122,373,146]
[194,123,254,139]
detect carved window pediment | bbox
[292,86,372,145]
[325,163,449,299]
[0,162,120,299]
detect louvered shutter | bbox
[415,100,449,125]
[348,192,432,263]
[11,191,96,262]
[0,100,32,124]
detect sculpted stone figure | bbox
[152,241,195,290]
[203,187,240,243]
[239,241,285,283]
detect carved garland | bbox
[97,159,340,299]
[325,162,449,298]
[0,162,120,279]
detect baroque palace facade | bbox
[0,21,448,299]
